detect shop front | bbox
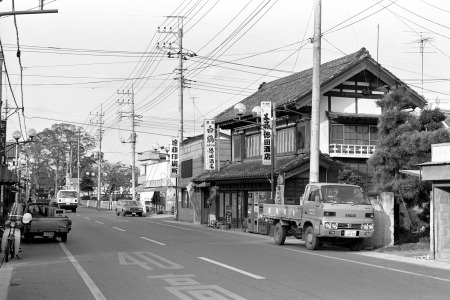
[195,153,341,230]
[0,165,18,220]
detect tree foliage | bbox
[337,168,365,188]
[26,123,96,196]
[369,87,450,210]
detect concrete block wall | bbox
[434,187,450,259]
[364,192,395,249]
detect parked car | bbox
[115,200,144,217]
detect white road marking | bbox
[59,242,106,300]
[76,214,81,216]
[113,227,126,232]
[198,257,265,279]
[140,237,166,246]
[84,217,91,220]
[275,245,450,283]
[95,221,104,225]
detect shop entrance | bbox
[219,191,242,228]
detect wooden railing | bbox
[329,143,376,158]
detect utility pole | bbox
[310,0,321,183]
[118,85,141,202]
[77,128,80,204]
[90,105,104,209]
[158,16,196,221]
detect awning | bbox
[136,186,167,193]
[399,169,421,177]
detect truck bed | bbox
[263,204,303,220]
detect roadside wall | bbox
[364,192,395,249]
[80,200,115,210]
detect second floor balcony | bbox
[329,143,376,158]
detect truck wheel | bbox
[349,239,363,251]
[72,208,76,213]
[305,226,320,250]
[274,223,286,245]
[60,233,68,243]
[122,211,126,217]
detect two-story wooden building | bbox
[193,48,425,230]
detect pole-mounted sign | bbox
[170,137,180,177]
[204,119,216,171]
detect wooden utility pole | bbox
[118,85,140,202]
[310,0,321,183]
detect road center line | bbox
[273,244,450,283]
[59,242,106,300]
[140,237,166,246]
[84,217,91,220]
[112,227,126,232]
[198,257,265,279]
[95,221,104,225]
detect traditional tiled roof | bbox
[193,153,335,182]
[214,47,425,125]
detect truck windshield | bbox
[59,191,78,198]
[124,201,140,206]
[320,185,370,205]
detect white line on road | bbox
[140,237,166,245]
[198,257,265,279]
[59,242,107,300]
[84,217,91,220]
[95,221,104,225]
[113,227,126,232]
[275,245,450,283]
[76,214,81,216]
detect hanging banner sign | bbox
[261,101,272,166]
[170,137,180,178]
[0,120,6,165]
[204,119,216,171]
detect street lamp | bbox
[233,102,276,201]
[12,128,37,203]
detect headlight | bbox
[331,222,338,229]
[10,221,16,228]
[362,224,368,230]
[324,222,331,229]
[368,223,374,230]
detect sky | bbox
[1,0,449,165]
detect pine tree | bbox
[369,87,450,222]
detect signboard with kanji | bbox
[204,119,216,171]
[0,120,6,165]
[261,101,272,166]
[170,137,180,178]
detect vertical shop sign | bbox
[170,137,180,178]
[0,120,6,165]
[261,101,272,166]
[204,119,216,171]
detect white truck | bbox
[53,190,79,212]
[263,183,374,251]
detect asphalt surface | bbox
[1,208,449,300]
[151,213,450,271]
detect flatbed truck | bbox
[263,183,374,251]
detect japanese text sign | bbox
[204,119,216,171]
[261,101,272,166]
[170,137,180,177]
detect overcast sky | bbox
[1,0,449,165]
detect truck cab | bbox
[53,190,78,212]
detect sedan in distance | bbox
[115,200,144,217]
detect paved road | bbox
[1,207,450,300]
